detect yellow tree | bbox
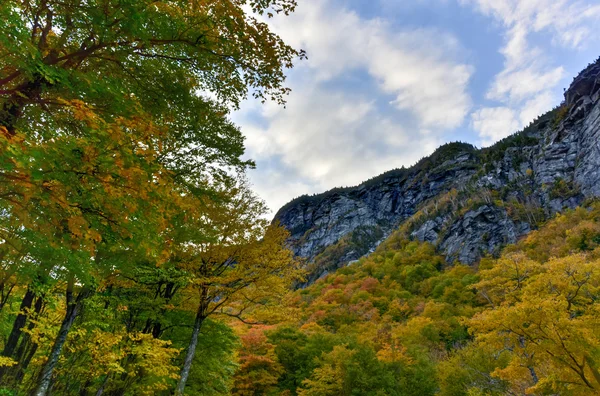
[474,253,544,307]
[470,254,600,394]
[297,345,352,396]
[170,178,302,395]
[0,1,303,394]
[15,104,185,396]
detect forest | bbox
[238,203,600,395]
[1,1,600,396]
[0,1,303,394]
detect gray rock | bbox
[275,143,479,264]
[439,205,524,264]
[412,220,440,244]
[275,57,600,281]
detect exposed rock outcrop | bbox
[275,143,479,262]
[275,57,600,281]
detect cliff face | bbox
[275,143,478,259]
[275,57,600,282]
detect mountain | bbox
[275,56,600,283]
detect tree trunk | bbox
[0,282,15,311]
[2,289,35,357]
[14,344,38,383]
[585,355,600,388]
[143,281,178,339]
[16,295,43,358]
[151,321,162,339]
[95,375,108,396]
[31,285,90,396]
[0,77,46,136]
[174,308,205,396]
[528,366,539,384]
[3,295,45,383]
[0,288,36,381]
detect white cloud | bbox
[234,0,472,213]
[462,0,600,145]
[368,29,473,129]
[248,169,316,218]
[471,107,520,146]
[487,57,565,103]
[519,91,556,127]
[237,83,443,213]
[462,0,600,48]
[263,0,473,130]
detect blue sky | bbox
[232,0,600,214]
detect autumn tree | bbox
[0,0,303,131]
[231,327,284,396]
[0,105,182,393]
[470,254,600,394]
[169,178,302,395]
[0,1,304,394]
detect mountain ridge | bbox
[274,56,600,283]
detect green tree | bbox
[0,1,303,394]
[171,179,302,395]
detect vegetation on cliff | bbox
[234,202,600,395]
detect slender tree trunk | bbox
[14,344,38,383]
[8,295,44,382]
[528,366,539,384]
[0,288,36,382]
[0,256,17,312]
[143,282,178,339]
[141,318,163,339]
[15,295,43,358]
[31,285,90,396]
[151,321,162,339]
[174,307,205,396]
[585,355,600,388]
[2,289,35,357]
[0,282,15,311]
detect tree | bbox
[0,1,304,394]
[470,254,600,394]
[171,179,302,395]
[232,327,284,396]
[297,345,350,396]
[473,253,543,307]
[0,0,303,134]
[437,342,510,396]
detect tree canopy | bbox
[0,1,303,395]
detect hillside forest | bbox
[1,1,600,396]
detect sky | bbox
[232,0,600,216]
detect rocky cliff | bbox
[275,57,600,282]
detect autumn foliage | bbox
[231,204,600,396]
[0,0,303,395]
[2,1,600,396]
